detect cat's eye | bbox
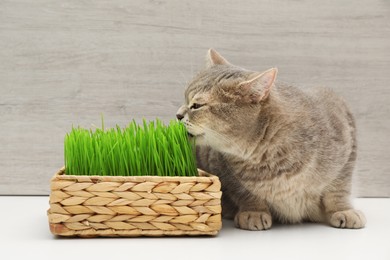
[190,103,204,110]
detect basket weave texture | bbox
[48,168,222,237]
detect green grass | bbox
[64,118,198,176]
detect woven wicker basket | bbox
[48,167,222,237]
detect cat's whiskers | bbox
[184,121,206,137]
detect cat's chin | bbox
[191,135,206,146]
[193,136,229,155]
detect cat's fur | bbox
[176,49,366,230]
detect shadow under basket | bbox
[48,167,222,237]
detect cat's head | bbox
[176,49,277,157]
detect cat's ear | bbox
[238,68,278,103]
[206,49,231,68]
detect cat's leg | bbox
[221,193,238,219]
[221,174,272,230]
[322,191,366,228]
[218,178,271,229]
[203,151,272,230]
[234,201,272,231]
[321,153,366,229]
[220,170,272,230]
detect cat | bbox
[176,49,366,230]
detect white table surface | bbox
[0,197,389,260]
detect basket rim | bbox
[53,167,220,183]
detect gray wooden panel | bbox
[0,0,389,196]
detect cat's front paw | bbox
[329,209,366,229]
[234,211,272,231]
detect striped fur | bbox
[176,49,366,230]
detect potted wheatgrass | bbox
[48,118,222,237]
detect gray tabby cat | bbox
[176,49,366,230]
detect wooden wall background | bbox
[0,0,389,196]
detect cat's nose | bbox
[176,113,184,121]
